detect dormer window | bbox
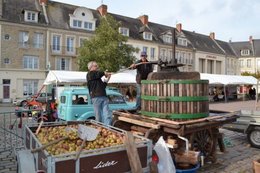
[177,38,187,46]
[163,35,172,44]
[241,49,250,56]
[73,20,82,28]
[84,22,93,30]
[119,27,129,37]
[70,7,96,31]
[24,10,38,23]
[143,32,152,40]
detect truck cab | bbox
[58,87,135,121]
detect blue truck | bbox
[58,87,135,121]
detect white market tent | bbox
[43,70,88,85]
[43,70,137,85]
[200,73,257,85]
[44,70,258,85]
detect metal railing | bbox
[0,109,43,151]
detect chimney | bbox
[249,35,253,44]
[97,4,107,16]
[138,15,148,25]
[176,23,182,32]
[39,0,48,5]
[210,32,215,40]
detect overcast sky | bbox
[54,0,260,42]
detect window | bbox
[25,11,38,22]
[163,35,172,43]
[207,60,214,74]
[241,49,250,56]
[150,48,155,60]
[79,38,87,47]
[143,47,148,53]
[247,59,252,68]
[73,20,82,28]
[52,35,61,52]
[23,80,38,96]
[72,95,88,105]
[84,22,93,30]
[4,34,10,40]
[119,27,129,36]
[160,49,167,61]
[19,31,29,47]
[239,60,244,67]
[4,58,10,64]
[108,95,126,104]
[33,33,43,49]
[177,38,187,46]
[257,60,260,70]
[168,50,172,60]
[60,96,66,104]
[143,32,152,40]
[66,36,75,53]
[56,58,70,70]
[23,55,39,69]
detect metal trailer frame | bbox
[23,120,152,173]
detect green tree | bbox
[241,71,260,79]
[78,14,138,72]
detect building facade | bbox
[0,0,248,103]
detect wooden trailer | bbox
[113,110,238,164]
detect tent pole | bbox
[224,85,227,102]
[255,80,259,110]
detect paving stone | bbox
[0,169,9,173]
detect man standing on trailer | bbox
[86,61,111,125]
[130,51,153,111]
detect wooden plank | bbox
[17,150,36,173]
[124,131,143,173]
[118,116,160,129]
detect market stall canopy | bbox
[43,70,137,85]
[200,73,258,85]
[44,70,87,85]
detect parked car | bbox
[13,93,52,106]
[58,87,135,121]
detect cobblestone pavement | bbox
[198,129,260,173]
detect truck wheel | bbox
[247,129,260,149]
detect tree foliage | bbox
[78,14,139,72]
[241,71,260,79]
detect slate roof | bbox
[182,30,225,55]
[253,39,260,57]
[1,0,47,25]
[229,41,254,57]
[215,40,237,57]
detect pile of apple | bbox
[36,124,124,156]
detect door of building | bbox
[3,79,11,103]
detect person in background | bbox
[86,61,111,125]
[130,51,153,111]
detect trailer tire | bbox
[247,129,260,149]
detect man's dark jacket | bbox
[135,59,153,84]
[87,71,107,98]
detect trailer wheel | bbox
[247,129,260,149]
[190,129,215,162]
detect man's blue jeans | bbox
[92,96,111,125]
[136,83,141,110]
